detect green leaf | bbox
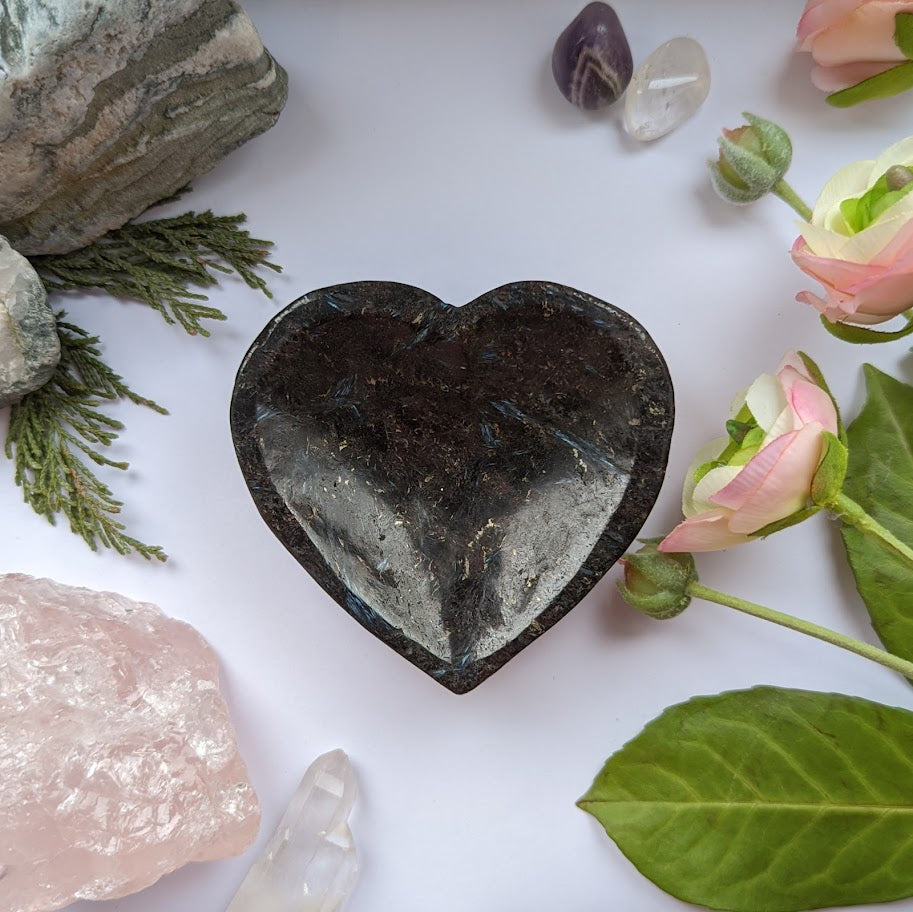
[895,12,913,59]
[725,418,752,445]
[731,428,764,466]
[706,404,756,473]
[821,312,913,344]
[578,686,913,912]
[827,61,913,107]
[841,365,913,662]
[839,173,913,235]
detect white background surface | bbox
[4,2,913,910]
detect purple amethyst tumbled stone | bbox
[552,2,633,110]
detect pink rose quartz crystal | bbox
[0,575,260,912]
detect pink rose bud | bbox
[709,113,793,205]
[659,352,841,554]
[797,1,913,95]
[792,135,913,325]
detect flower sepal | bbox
[709,113,793,204]
[748,505,822,540]
[820,312,913,344]
[618,539,696,620]
[810,431,849,507]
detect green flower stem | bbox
[687,581,913,681]
[828,491,913,567]
[772,179,813,221]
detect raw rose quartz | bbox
[0,574,260,912]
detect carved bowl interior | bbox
[230,281,673,693]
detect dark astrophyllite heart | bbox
[231,282,673,693]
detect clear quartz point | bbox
[623,37,710,141]
[227,749,358,912]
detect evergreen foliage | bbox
[5,318,168,559]
[4,207,280,557]
[31,210,280,335]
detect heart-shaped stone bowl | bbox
[231,281,673,693]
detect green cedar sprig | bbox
[30,210,281,335]
[5,206,281,557]
[5,317,168,560]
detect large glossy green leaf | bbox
[578,687,913,912]
[842,365,913,663]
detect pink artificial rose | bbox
[797,0,913,92]
[659,353,838,554]
[791,135,913,325]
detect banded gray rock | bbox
[0,236,59,408]
[0,0,288,255]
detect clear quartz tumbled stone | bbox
[623,37,710,141]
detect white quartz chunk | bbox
[0,236,59,407]
[623,37,710,141]
[228,750,358,912]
